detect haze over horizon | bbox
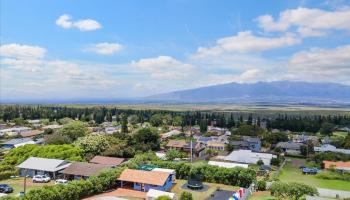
[1,0,350,101]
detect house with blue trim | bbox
[117,169,174,192]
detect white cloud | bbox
[55,14,72,29]
[55,14,101,31]
[85,42,123,55]
[73,19,102,31]
[132,56,195,79]
[193,31,301,58]
[256,7,350,36]
[0,43,46,58]
[287,45,350,83]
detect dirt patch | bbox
[291,159,305,167]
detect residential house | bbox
[291,134,319,146]
[89,156,125,167]
[146,189,177,200]
[151,168,176,182]
[61,162,111,180]
[20,130,43,138]
[161,130,182,140]
[42,124,63,130]
[105,126,121,134]
[166,140,205,157]
[207,126,230,136]
[208,161,248,168]
[16,157,71,179]
[197,136,214,145]
[230,136,261,152]
[206,141,225,151]
[197,135,229,145]
[0,127,32,137]
[117,169,173,192]
[314,144,350,155]
[276,142,303,155]
[185,127,201,136]
[1,138,35,149]
[27,119,41,128]
[322,161,350,172]
[221,149,276,165]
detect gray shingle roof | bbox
[16,157,71,172]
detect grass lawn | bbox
[249,191,275,200]
[171,179,239,200]
[332,131,349,138]
[279,158,350,191]
[0,177,54,196]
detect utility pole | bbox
[23,169,27,194]
[190,120,193,163]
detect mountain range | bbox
[146,81,350,106]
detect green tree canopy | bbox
[232,124,264,136]
[320,122,335,136]
[74,134,110,158]
[133,128,160,151]
[59,121,88,141]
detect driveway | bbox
[317,188,350,199]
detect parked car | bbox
[0,184,13,193]
[55,179,68,185]
[302,167,320,175]
[32,175,51,183]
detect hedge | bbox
[151,160,256,188]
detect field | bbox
[170,179,238,200]
[0,177,54,196]
[279,158,350,191]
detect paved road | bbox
[317,188,350,199]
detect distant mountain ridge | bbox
[146,81,350,104]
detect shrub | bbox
[270,181,318,200]
[257,180,266,191]
[180,191,193,200]
[257,159,264,166]
[270,157,281,166]
[155,196,172,200]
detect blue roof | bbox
[2,138,34,145]
[198,137,213,142]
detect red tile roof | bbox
[117,169,170,186]
[323,161,350,169]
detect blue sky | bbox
[1,0,350,101]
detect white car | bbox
[32,175,51,183]
[55,179,68,185]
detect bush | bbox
[257,180,266,191]
[270,181,318,200]
[316,171,350,181]
[180,191,193,200]
[270,157,281,166]
[155,196,172,200]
